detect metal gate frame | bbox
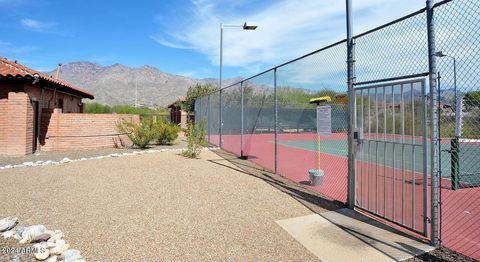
[353,77,429,237]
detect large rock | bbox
[0,217,18,232]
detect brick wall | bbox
[0,92,34,155]
[170,105,188,129]
[0,99,7,153]
[41,110,140,151]
[24,85,83,113]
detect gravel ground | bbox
[0,138,188,167]
[0,149,319,261]
[406,247,476,262]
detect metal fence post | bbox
[207,94,211,143]
[240,81,244,157]
[274,68,278,174]
[426,0,440,247]
[219,89,223,147]
[346,0,356,209]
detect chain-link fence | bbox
[434,0,480,259]
[194,0,479,259]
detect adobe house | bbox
[167,96,188,129]
[0,57,94,155]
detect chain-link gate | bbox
[354,78,428,236]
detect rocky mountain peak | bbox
[49,61,240,107]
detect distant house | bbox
[167,96,188,129]
[0,57,94,155]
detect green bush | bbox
[84,102,170,120]
[153,121,179,145]
[116,119,155,149]
[182,119,206,158]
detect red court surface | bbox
[209,132,480,260]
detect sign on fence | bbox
[316,105,332,136]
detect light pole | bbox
[219,22,257,147]
[434,51,457,106]
[435,51,460,190]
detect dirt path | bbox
[0,150,318,261]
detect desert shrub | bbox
[153,121,180,145]
[116,119,154,148]
[182,119,206,158]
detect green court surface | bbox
[278,139,480,186]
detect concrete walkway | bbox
[276,208,434,262]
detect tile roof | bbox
[0,57,94,99]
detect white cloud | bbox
[20,18,55,32]
[0,40,38,54]
[152,0,426,71]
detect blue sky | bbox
[0,0,427,79]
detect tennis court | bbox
[213,131,480,258]
[278,136,480,187]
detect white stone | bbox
[23,162,34,167]
[61,249,82,262]
[1,230,15,238]
[20,225,46,243]
[80,158,87,161]
[0,217,17,232]
[13,227,24,240]
[45,255,58,262]
[50,243,69,255]
[60,157,71,163]
[45,242,56,248]
[55,239,66,245]
[34,245,50,260]
[13,164,25,168]
[4,165,13,169]
[48,230,63,242]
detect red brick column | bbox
[0,92,34,155]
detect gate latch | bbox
[354,127,363,145]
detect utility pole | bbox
[135,76,138,108]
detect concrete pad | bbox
[276,208,434,262]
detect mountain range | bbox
[49,61,241,107]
